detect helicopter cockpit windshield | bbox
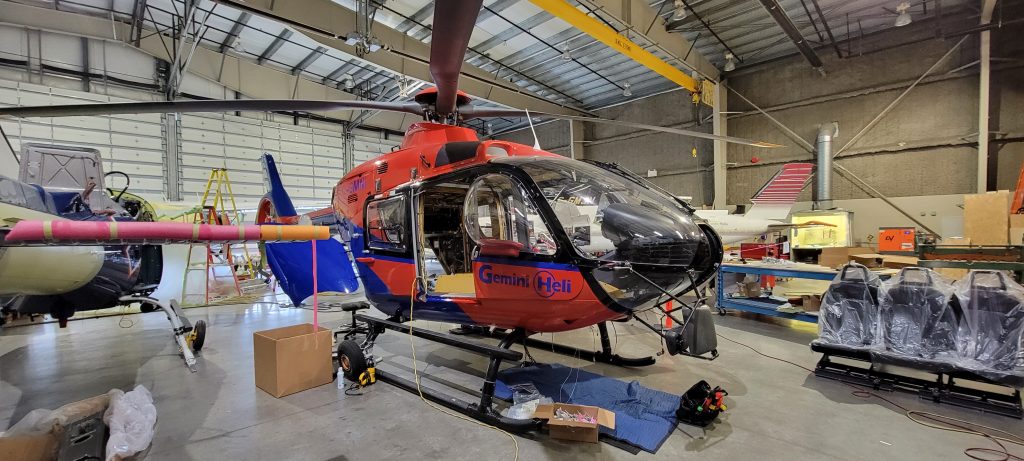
[500,157,705,265]
[496,156,718,311]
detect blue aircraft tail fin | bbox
[265,238,360,306]
[260,154,297,217]
[260,154,360,305]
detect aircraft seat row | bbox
[814,263,1024,383]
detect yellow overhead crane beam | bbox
[529,0,710,103]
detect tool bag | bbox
[676,380,728,427]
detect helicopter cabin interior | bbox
[411,172,559,297]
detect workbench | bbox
[715,261,840,323]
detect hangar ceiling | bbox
[5,0,982,135]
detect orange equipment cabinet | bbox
[879,227,916,253]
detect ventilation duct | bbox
[815,122,839,210]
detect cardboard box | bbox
[0,393,112,461]
[882,255,919,269]
[1010,215,1024,246]
[964,191,1011,245]
[817,247,874,269]
[936,268,970,280]
[801,295,821,312]
[850,253,885,268]
[0,434,58,461]
[254,324,334,398]
[941,237,972,246]
[534,403,615,443]
[736,281,762,298]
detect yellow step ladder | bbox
[180,168,259,305]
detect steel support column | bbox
[713,81,727,208]
[129,0,148,47]
[978,30,991,192]
[342,124,355,173]
[977,0,997,192]
[80,37,91,92]
[162,113,182,201]
[569,119,585,160]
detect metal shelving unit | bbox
[716,262,839,323]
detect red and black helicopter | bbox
[0,0,779,429]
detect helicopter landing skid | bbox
[118,295,206,372]
[480,322,656,367]
[351,313,543,433]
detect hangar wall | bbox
[0,25,399,209]
[496,92,714,205]
[725,20,1024,205]
[496,19,1024,219]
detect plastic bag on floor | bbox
[510,383,543,405]
[502,397,553,420]
[103,385,157,461]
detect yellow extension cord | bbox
[406,279,520,460]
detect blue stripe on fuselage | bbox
[348,223,474,325]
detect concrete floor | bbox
[1,296,1021,460]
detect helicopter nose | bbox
[590,207,722,312]
[599,203,703,267]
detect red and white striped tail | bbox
[745,163,814,221]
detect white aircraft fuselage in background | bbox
[695,209,783,245]
[693,162,814,245]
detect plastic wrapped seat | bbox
[818,263,881,348]
[954,271,1024,372]
[878,267,959,359]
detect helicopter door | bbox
[463,174,558,300]
[419,182,476,297]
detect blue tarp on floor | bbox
[496,364,681,453]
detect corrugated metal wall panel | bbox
[0,81,166,198]
[0,79,402,210]
[178,113,353,208]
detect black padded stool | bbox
[334,301,371,340]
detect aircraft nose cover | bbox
[265,238,360,306]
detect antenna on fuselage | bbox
[525,109,541,150]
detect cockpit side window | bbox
[365,195,408,253]
[463,174,557,256]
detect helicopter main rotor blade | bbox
[430,0,484,115]
[462,107,783,148]
[0,99,424,118]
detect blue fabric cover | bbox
[496,364,680,453]
[49,191,80,214]
[265,238,360,306]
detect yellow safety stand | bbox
[180,168,259,305]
